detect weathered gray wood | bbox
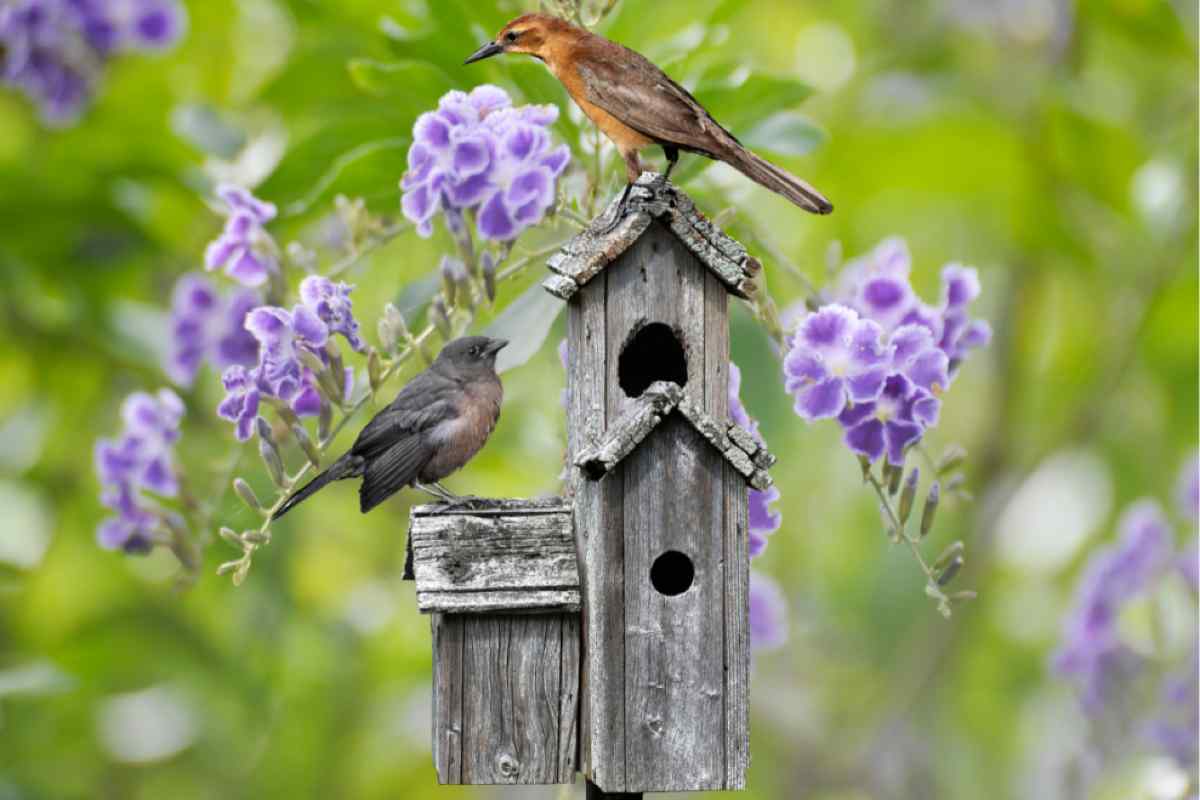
[407,501,579,614]
[574,381,682,478]
[567,270,625,790]
[433,612,580,785]
[542,173,759,301]
[723,460,751,788]
[622,417,725,791]
[431,613,464,784]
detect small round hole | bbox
[650,550,694,596]
[618,322,687,398]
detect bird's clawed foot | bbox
[416,481,487,511]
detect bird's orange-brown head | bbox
[464,14,577,65]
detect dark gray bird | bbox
[272,336,508,520]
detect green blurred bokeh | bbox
[0,1,1196,798]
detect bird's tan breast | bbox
[421,377,502,481]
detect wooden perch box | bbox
[407,499,580,786]
[405,175,773,797]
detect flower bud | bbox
[326,341,346,404]
[368,348,383,392]
[920,481,940,538]
[430,297,452,339]
[885,462,903,496]
[899,467,919,525]
[242,531,270,545]
[934,540,964,573]
[937,445,967,475]
[318,399,332,443]
[258,424,287,488]
[233,478,263,513]
[217,560,241,576]
[377,316,397,354]
[219,527,243,547]
[440,256,467,308]
[936,555,964,587]
[267,397,300,429]
[291,424,321,469]
[482,251,497,303]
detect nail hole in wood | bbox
[618,322,687,398]
[650,550,694,596]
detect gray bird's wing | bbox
[350,370,459,460]
[575,41,737,155]
[359,435,431,513]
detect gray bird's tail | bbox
[724,145,833,215]
[272,452,363,521]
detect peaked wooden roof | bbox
[542,172,763,301]
[574,381,775,491]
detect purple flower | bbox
[165,274,259,387]
[937,264,992,369]
[1178,537,1198,593]
[401,85,571,241]
[783,305,890,421]
[204,184,279,288]
[94,388,184,553]
[0,0,184,126]
[298,275,366,353]
[216,365,261,442]
[749,571,788,651]
[729,363,783,558]
[1053,500,1173,712]
[837,374,933,465]
[1145,649,1199,767]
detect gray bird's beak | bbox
[485,338,509,355]
[464,41,504,65]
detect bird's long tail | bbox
[723,145,833,215]
[272,452,363,521]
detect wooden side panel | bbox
[434,613,580,785]
[622,418,725,791]
[431,613,464,784]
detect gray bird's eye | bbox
[505,30,519,42]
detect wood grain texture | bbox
[622,417,725,791]
[408,501,579,614]
[433,613,580,785]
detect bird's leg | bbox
[597,150,643,235]
[432,481,488,511]
[414,481,455,503]
[660,145,679,188]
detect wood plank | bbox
[431,613,464,784]
[622,417,725,792]
[557,613,582,781]
[458,614,574,784]
[408,507,579,614]
[723,460,751,789]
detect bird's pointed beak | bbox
[464,41,504,65]
[485,338,509,355]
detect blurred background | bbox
[0,0,1196,798]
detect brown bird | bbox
[271,336,507,520]
[465,13,832,217]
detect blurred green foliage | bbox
[0,0,1195,798]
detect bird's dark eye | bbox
[470,346,481,356]
[505,30,519,42]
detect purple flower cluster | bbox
[0,0,184,126]
[402,85,571,242]
[218,276,364,440]
[1052,501,1174,711]
[784,238,990,465]
[730,362,787,650]
[1054,473,1199,767]
[165,274,259,387]
[94,389,183,553]
[204,185,279,288]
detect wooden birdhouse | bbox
[407,173,774,797]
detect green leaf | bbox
[742,112,826,158]
[485,282,566,374]
[347,59,454,100]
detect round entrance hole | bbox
[650,550,694,596]
[617,322,688,398]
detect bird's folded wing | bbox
[360,435,433,513]
[351,376,459,459]
[576,49,735,155]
